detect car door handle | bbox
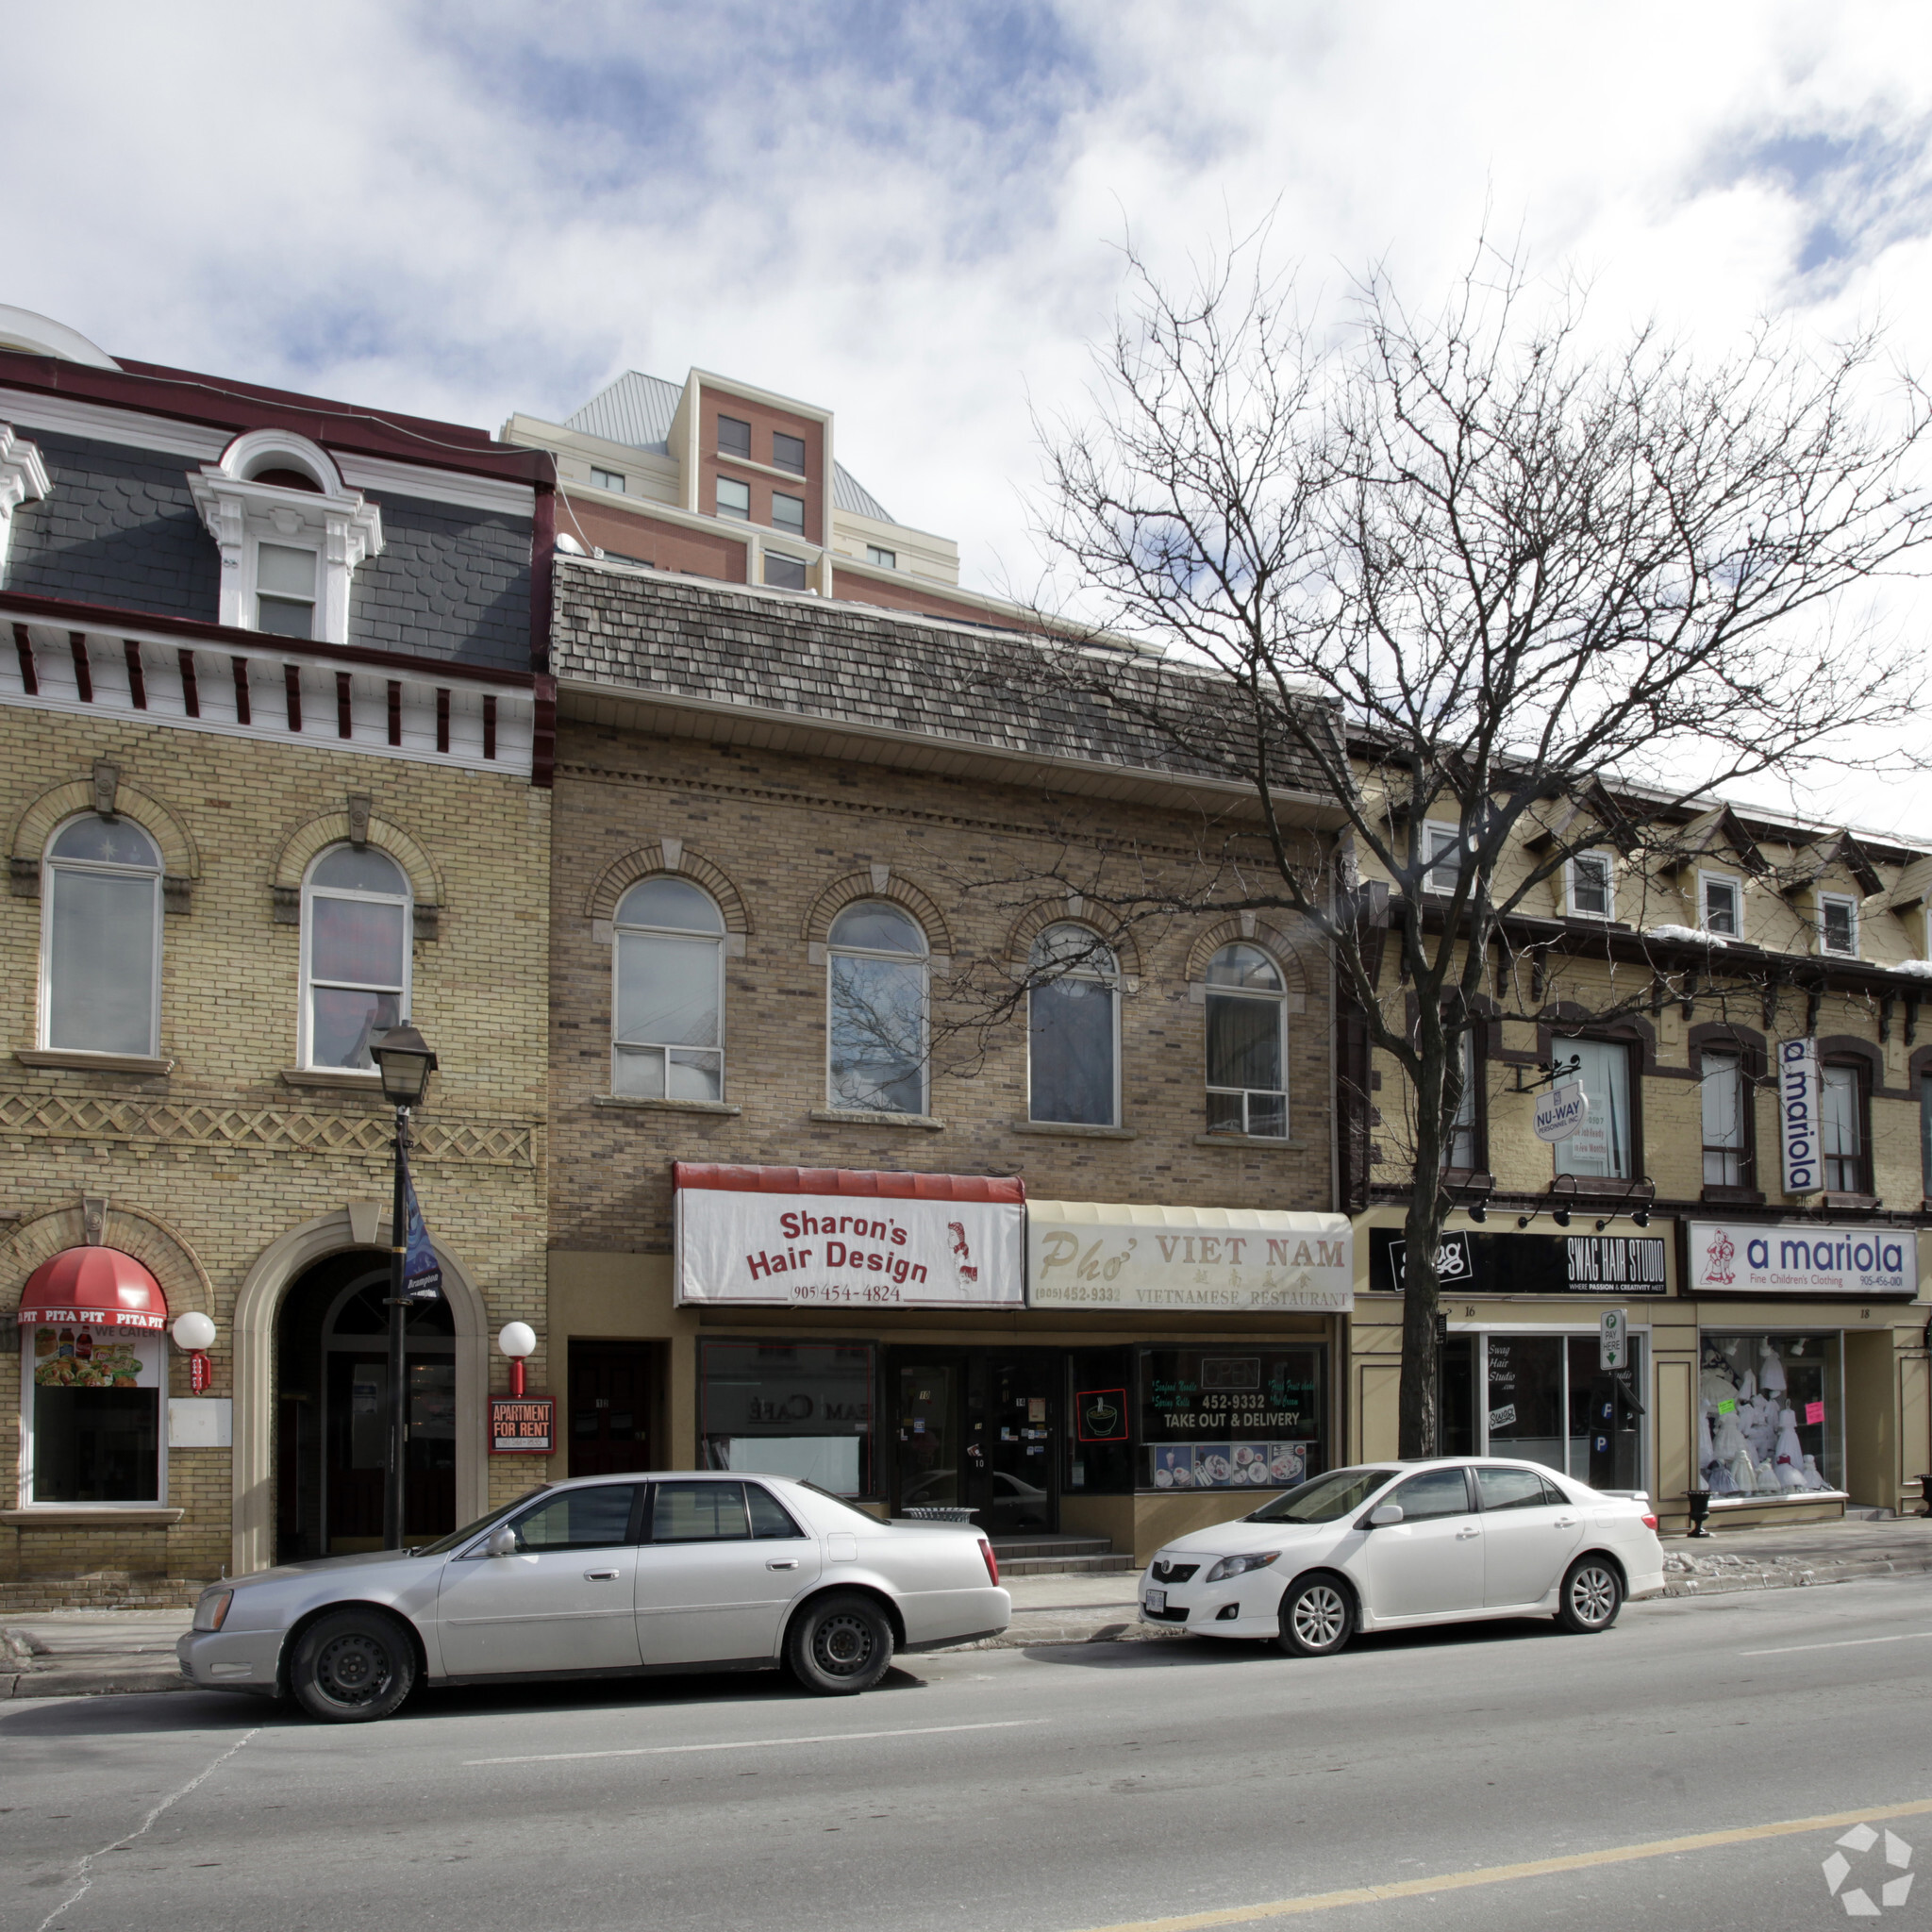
[583,1569,620,1581]
[1455,1526,1480,1540]
[767,1559,798,1571]
[1554,1517,1577,1528]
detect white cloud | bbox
[10,0,1932,832]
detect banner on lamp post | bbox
[400,1146,443,1302]
[1778,1037,1824,1196]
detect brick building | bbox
[0,307,556,1600]
[541,559,1350,1561]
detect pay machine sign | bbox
[1599,1307,1628,1372]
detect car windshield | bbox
[413,1488,548,1557]
[1246,1468,1396,1524]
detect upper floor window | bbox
[1819,893,1858,958]
[717,416,752,459]
[771,491,806,535]
[1443,1030,1479,1169]
[867,545,897,570]
[1821,1062,1868,1192]
[1700,873,1740,937]
[42,815,161,1058]
[591,467,625,493]
[1422,822,1460,895]
[1921,1070,1932,1201]
[716,476,751,522]
[1700,1048,1745,1187]
[773,432,807,475]
[1204,943,1287,1139]
[613,877,724,1102]
[255,541,319,639]
[765,551,808,591]
[1567,852,1613,921]
[302,846,409,1072]
[1029,924,1119,1126]
[827,902,928,1115]
[1554,1037,1633,1181]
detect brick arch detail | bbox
[13,776,199,883]
[1004,897,1143,980]
[803,871,951,956]
[587,842,752,935]
[1183,917,1315,992]
[271,806,443,908]
[1,1201,214,1321]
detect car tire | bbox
[1555,1556,1623,1634]
[787,1591,895,1695]
[1275,1574,1355,1657]
[290,1607,417,1723]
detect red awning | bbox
[15,1247,170,1331]
[673,1161,1024,1204]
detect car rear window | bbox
[1248,1468,1397,1523]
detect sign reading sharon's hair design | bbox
[1028,1202,1353,1313]
[675,1162,1025,1308]
[1686,1220,1918,1299]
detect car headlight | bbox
[1203,1552,1280,1584]
[192,1590,233,1632]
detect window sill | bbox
[593,1094,742,1117]
[1013,1121,1136,1141]
[1194,1133,1307,1151]
[1819,1191,1882,1211]
[808,1108,944,1131]
[15,1049,174,1075]
[280,1067,383,1092]
[1700,1185,1766,1207]
[0,1507,184,1527]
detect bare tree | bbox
[1013,235,1932,1457]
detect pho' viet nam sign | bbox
[1028,1203,1354,1313]
[1686,1220,1919,1299]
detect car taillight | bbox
[978,1538,999,1586]
[1641,1513,1658,1531]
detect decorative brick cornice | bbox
[1182,915,1318,991]
[0,1200,213,1319]
[1004,894,1143,979]
[269,802,443,910]
[585,841,751,933]
[802,868,951,954]
[9,772,200,895]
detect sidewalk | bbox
[8,1516,1931,1695]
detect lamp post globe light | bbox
[171,1310,218,1392]
[369,1024,438,1551]
[498,1322,537,1397]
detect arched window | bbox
[613,877,726,1101]
[1204,942,1287,1138]
[827,902,928,1114]
[302,845,410,1071]
[42,815,163,1057]
[1028,923,1119,1126]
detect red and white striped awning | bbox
[14,1247,170,1331]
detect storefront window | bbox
[1066,1348,1134,1494]
[1554,1038,1633,1179]
[699,1340,875,1496]
[1137,1346,1324,1493]
[1699,1332,1843,1497]
[1482,1332,1645,1490]
[22,1324,162,1503]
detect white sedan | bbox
[1140,1457,1664,1656]
[178,1474,1009,1722]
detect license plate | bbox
[1145,1587,1166,1613]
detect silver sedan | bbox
[178,1473,1010,1722]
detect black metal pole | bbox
[383,1104,410,1550]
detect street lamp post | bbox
[370,1023,438,1551]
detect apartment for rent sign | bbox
[675,1162,1024,1308]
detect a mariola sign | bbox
[674,1162,1024,1308]
[1028,1202,1354,1312]
[1687,1219,1918,1298]
[1778,1037,1824,1195]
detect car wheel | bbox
[1556,1557,1623,1634]
[290,1608,417,1723]
[787,1591,894,1695]
[1275,1574,1355,1657]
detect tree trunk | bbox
[1397,1026,1452,1458]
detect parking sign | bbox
[1599,1307,1628,1371]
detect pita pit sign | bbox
[675,1163,1025,1308]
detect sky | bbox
[10,0,1932,834]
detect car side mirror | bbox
[486,1525,520,1557]
[1367,1504,1404,1527]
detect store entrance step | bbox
[989,1535,1136,1577]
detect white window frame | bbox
[1422,821,1461,895]
[298,845,412,1072]
[590,467,626,493]
[1698,869,1743,939]
[1202,943,1289,1139]
[39,813,163,1058]
[610,880,726,1102]
[190,429,383,646]
[1818,891,1859,958]
[715,475,751,522]
[18,1328,169,1508]
[825,902,931,1116]
[1026,923,1123,1127]
[770,491,806,535]
[764,550,808,591]
[866,545,897,570]
[1699,1047,1745,1187]
[1565,850,1616,922]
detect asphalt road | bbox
[4,1577,1930,1932]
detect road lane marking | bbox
[466,1717,1044,1766]
[1739,1631,1932,1657]
[1058,1797,1932,1930]
[35,1726,259,1932]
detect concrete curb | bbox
[1659,1554,1932,1598]
[5,1667,190,1699]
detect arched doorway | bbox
[273,1249,458,1560]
